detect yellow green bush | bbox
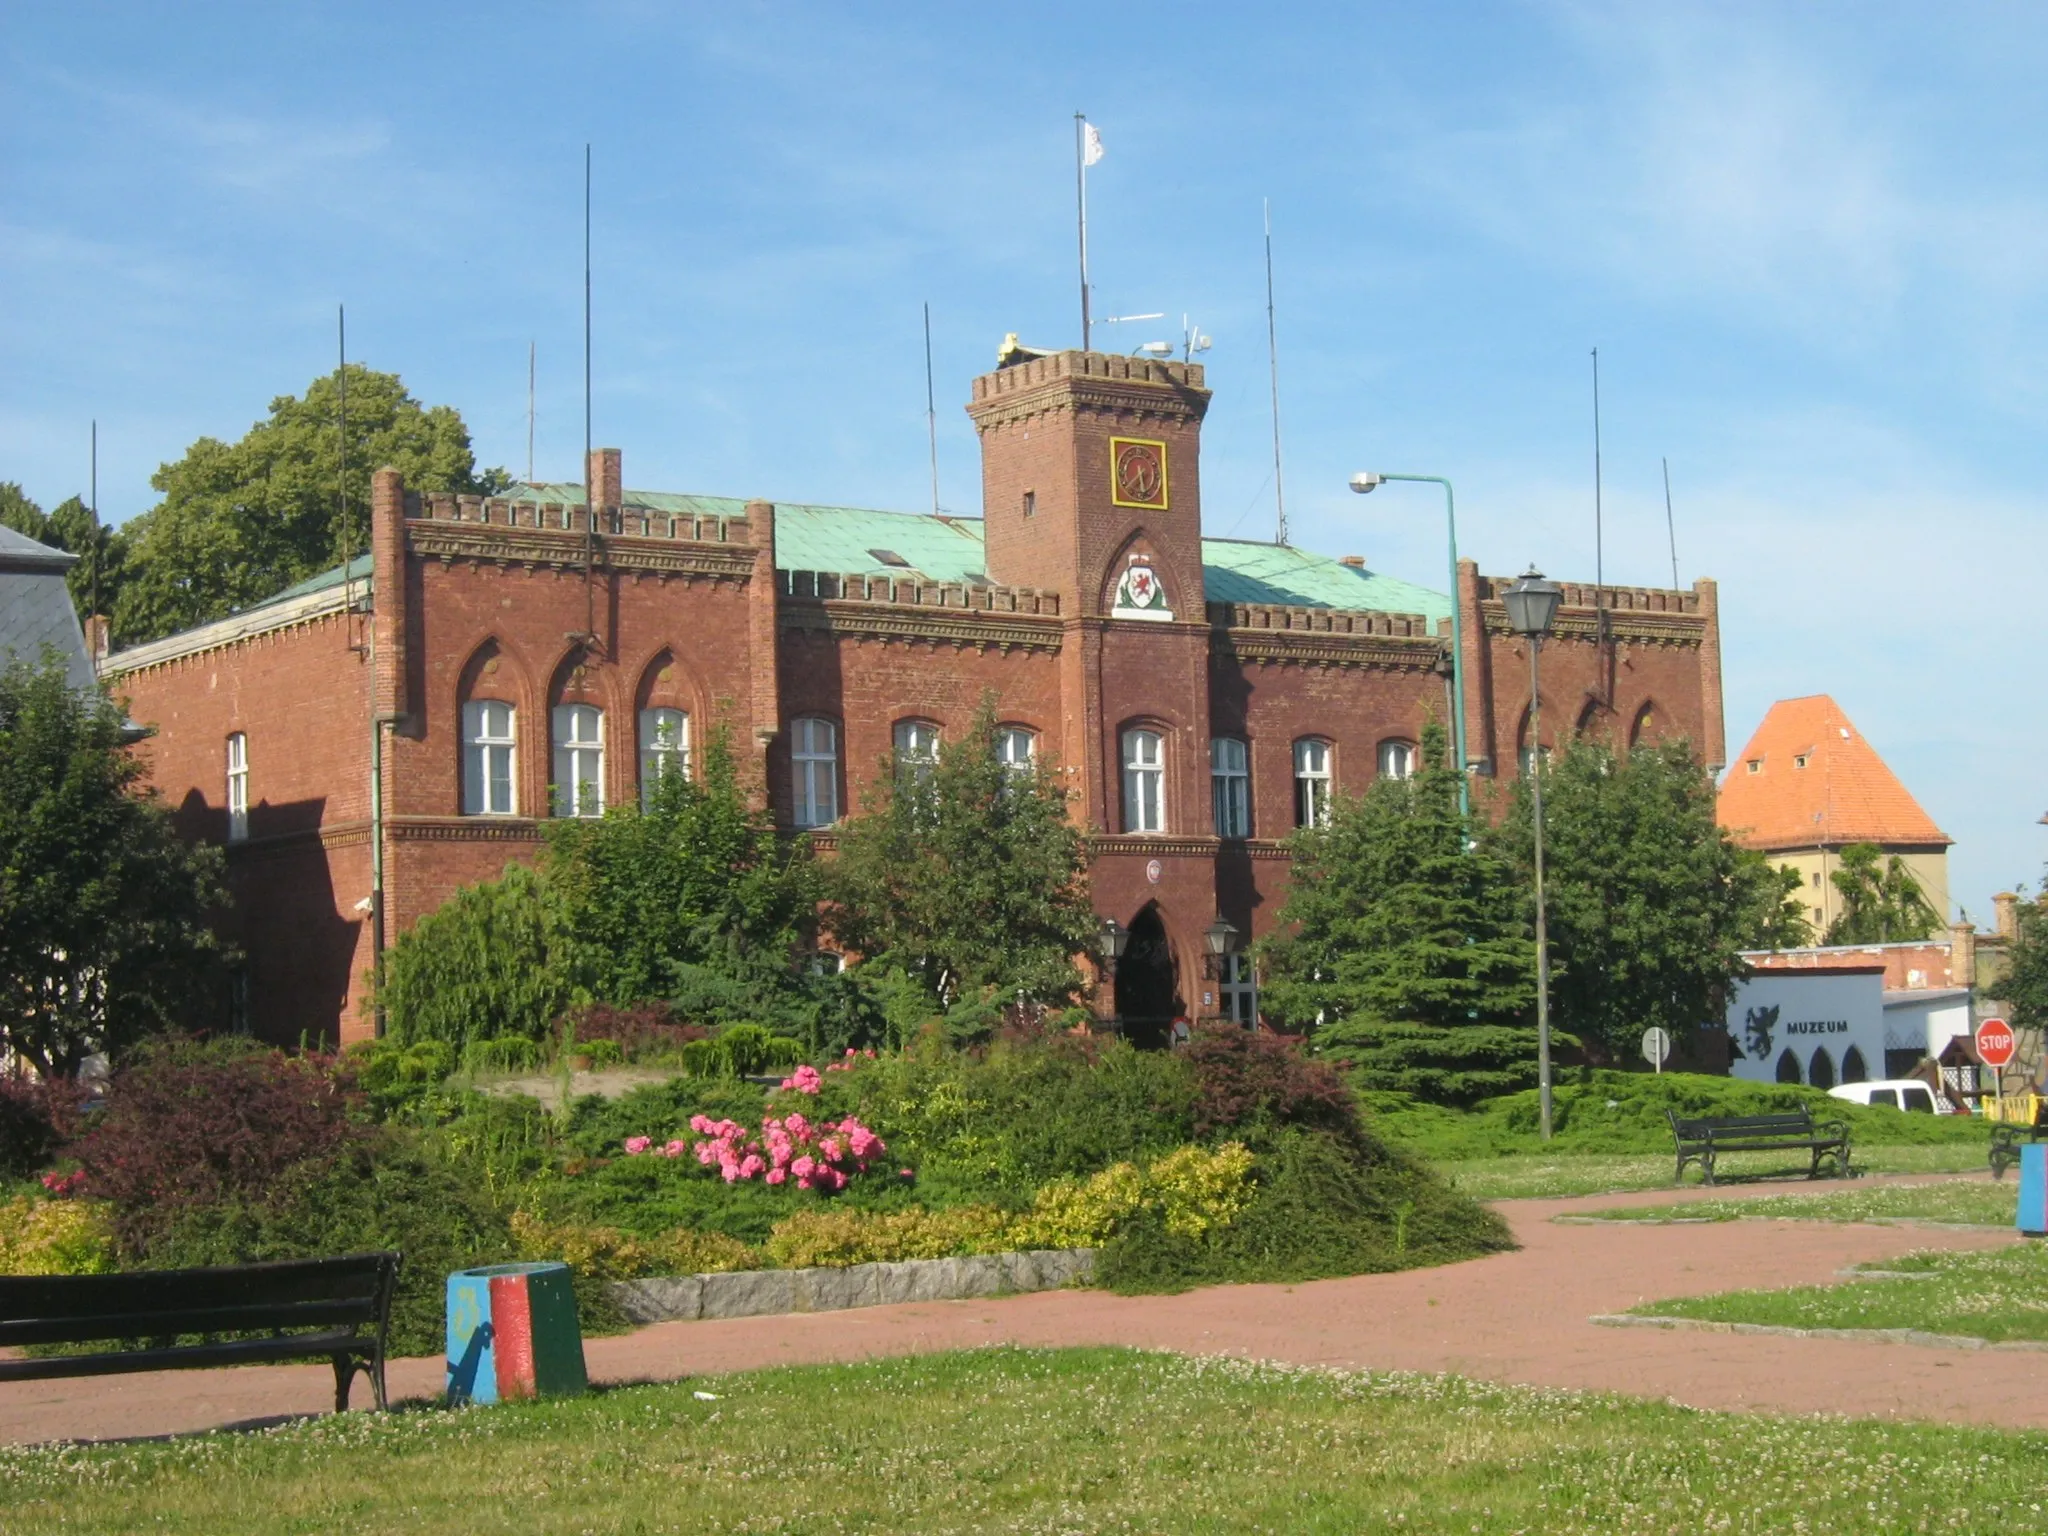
[1146,1142,1256,1239]
[765,1205,1016,1269]
[1011,1162,1146,1249]
[0,1196,116,1276]
[509,1211,759,1279]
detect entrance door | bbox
[1114,905,1180,1050]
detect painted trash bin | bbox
[2019,1143,2048,1238]
[446,1261,589,1405]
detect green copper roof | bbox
[1198,538,1451,623]
[250,552,373,610]
[284,485,1448,621]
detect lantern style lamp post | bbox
[1096,916,1129,1030]
[1348,472,1469,817]
[1502,567,1563,1141]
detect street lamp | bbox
[1349,472,1469,817]
[1502,566,1563,1141]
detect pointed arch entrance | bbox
[1114,903,1180,1050]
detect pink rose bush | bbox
[778,1064,824,1095]
[625,1110,888,1194]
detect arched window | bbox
[1122,729,1165,833]
[996,727,1036,778]
[1293,738,1332,827]
[791,717,839,828]
[1808,1047,1836,1091]
[1630,701,1658,748]
[225,733,249,842]
[462,700,518,816]
[1376,739,1415,781]
[1211,737,1249,838]
[552,704,605,818]
[1775,1048,1803,1085]
[893,719,941,779]
[639,708,689,804]
[1840,1046,1868,1085]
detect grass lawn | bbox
[1577,1180,2019,1227]
[1437,1141,1989,1200]
[5,1348,2046,1534]
[1628,1240,2048,1346]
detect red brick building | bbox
[103,350,1726,1046]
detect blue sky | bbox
[4,2,2043,920]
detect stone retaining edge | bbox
[1589,1313,2048,1353]
[610,1248,1096,1324]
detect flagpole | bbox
[1075,111,1091,352]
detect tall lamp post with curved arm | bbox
[1349,472,1468,819]
[1502,566,1564,1141]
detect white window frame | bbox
[551,703,605,819]
[1293,738,1332,827]
[1377,739,1416,781]
[1210,737,1249,838]
[1219,953,1258,1025]
[226,732,249,842]
[462,700,518,816]
[995,726,1036,777]
[1122,728,1166,834]
[792,716,840,828]
[639,707,690,805]
[893,718,941,779]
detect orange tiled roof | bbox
[1717,695,1950,853]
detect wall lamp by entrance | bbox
[1202,916,1240,958]
[1096,917,1130,966]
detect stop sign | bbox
[1976,1017,2016,1069]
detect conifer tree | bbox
[1258,725,1537,1100]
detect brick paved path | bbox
[5,1176,2041,1445]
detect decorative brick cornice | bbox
[1088,834,1300,861]
[406,523,758,581]
[1480,604,1708,647]
[1215,628,1445,672]
[387,816,547,844]
[103,588,357,676]
[781,600,1064,655]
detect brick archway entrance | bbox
[1114,904,1179,1051]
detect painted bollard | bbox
[446,1262,589,1405]
[2019,1144,2048,1238]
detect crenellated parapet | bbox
[777,568,1063,653]
[1207,600,1445,671]
[401,491,757,580]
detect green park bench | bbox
[1990,1101,2048,1180]
[1665,1107,1852,1186]
[0,1252,400,1412]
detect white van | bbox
[1829,1080,1947,1114]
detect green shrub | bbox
[1333,1020,1567,1108]
[382,864,566,1051]
[141,1130,514,1357]
[346,1039,455,1119]
[464,1036,543,1076]
[561,1076,768,1160]
[764,1205,1016,1268]
[509,1211,759,1279]
[1097,1128,1512,1294]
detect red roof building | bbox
[1718,695,1951,933]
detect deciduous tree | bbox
[0,655,228,1076]
[115,366,507,645]
[827,701,1096,1013]
[1823,842,1941,944]
[1490,737,1810,1062]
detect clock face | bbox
[1110,437,1168,509]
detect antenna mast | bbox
[1264,198,1288,546]
[338,305,352,625]
[1662,456,1680,590]
[527,340,536,485]
[88,420,98,631]
[923,303,939,517]
[582,143,598,652]
[1075,112,1093,351]
[1591,347,1608,695]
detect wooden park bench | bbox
[1666,1107,1852,1186]
[0,1252,400,1412]
[1990,1100,2048,1181]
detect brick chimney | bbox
[1994,891,2021,939]
[587,448,623,514]
[1949,921,1977,988]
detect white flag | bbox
[1082,122,1104,167]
